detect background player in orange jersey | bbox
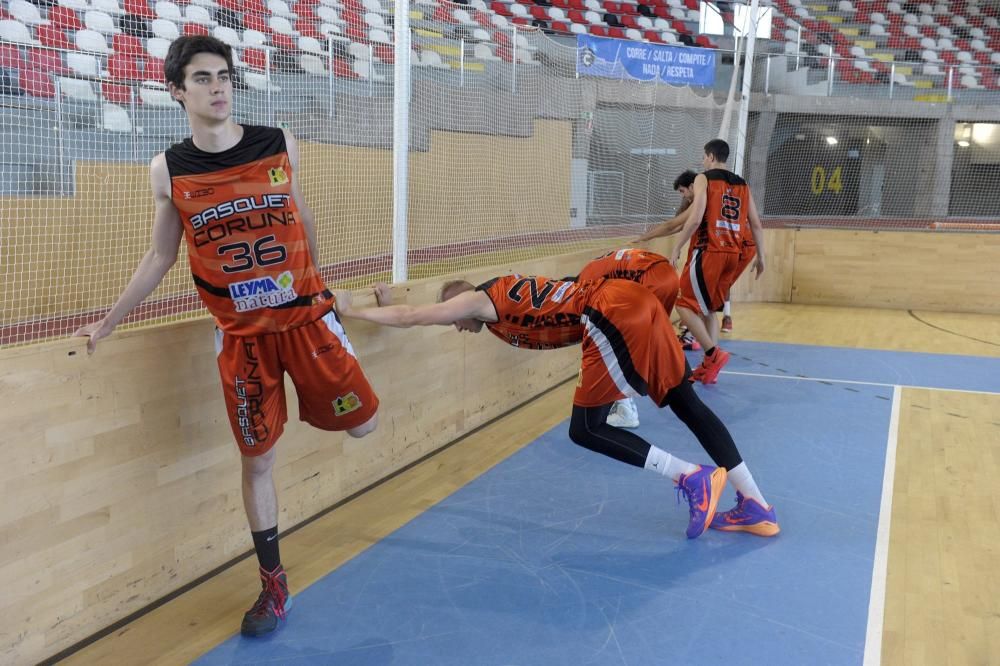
[671,140,765,385]
[633,170,702,353]
[634,170,698,244]
[336,277,780,539]
[73,36,380,637]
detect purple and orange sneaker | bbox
[710,492,780,537]
[676,465,727,539]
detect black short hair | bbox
[164,35,234,108]
[704,138,730,163]
[673,170,697,190]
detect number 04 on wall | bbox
[811,166,843,195]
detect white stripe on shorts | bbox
[581,314,638,399]
[322,310,356,358]
[688,248,710,315]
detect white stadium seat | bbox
[103,104,132,132]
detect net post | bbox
[328,36,335,118]
[129,85,138,160]
[369,44,375,96]
[460,37,465,87]
[827,55,835,96]
[796,25,801,69]
[764,54,771,95]
[947,66,954,102]
[265,48,273,126]
[392,0,412,283]
[889,62,895,99]
[734,0,760,177]
[55,76,65,195]
[511,25,518,93]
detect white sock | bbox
[723,300,732,316]
[727,462,767,506]
[644,446,698,480]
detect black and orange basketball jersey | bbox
[693,169,748,254]
[165,125,331,336]
[476,275,600,350]
[578,248,668,284]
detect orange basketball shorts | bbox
[676,249,741,315]
[638,260,680,316]
[574,280,686,408]
[214,309,379,457]
[726,244,757,298]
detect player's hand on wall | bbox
[333,290,354,315]
[373,283,392,307]
[73,320,112,355]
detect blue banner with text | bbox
[576,35,716,86]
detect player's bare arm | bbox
[635,198,692,242]
[669,175,707,266]
[283,129,319,264]
[334,288,497,327]
[747,191,766,278]
[73,153,183,353]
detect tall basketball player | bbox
[74,36,380,637]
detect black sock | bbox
[705,346,717,357]
[251,526,281,572]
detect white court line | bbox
[863,384,901,666]
[722,370,1000,397]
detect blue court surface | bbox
[196,342,1000,666]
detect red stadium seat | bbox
[271,33,296,49]
[242,47,268,71]
[332,57,358,78]
[49,6,84,31]
[124,0,156,18]
[550,20,570,32]
[109,54,143,80]
[183,23,209,35]
[373,43,394,63]
[36,25,73,50]
[101,81,133,104]
[0,44,22,69]
[27,48,69,74]
[19,68,55,98]
[112,34,145,56]
[144,56,165,81]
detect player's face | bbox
[175,53,233,122]
[678,185,692,201]
[453,318,484,333]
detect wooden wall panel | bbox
[1,250,609,665]
[790,230,1000,314]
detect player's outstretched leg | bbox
[568,404,726,538]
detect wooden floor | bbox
[64,303,1000,666]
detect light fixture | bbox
[826,136,838,145]
[958,140,970,147]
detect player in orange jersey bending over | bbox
[336,276,780,539]
[74,36,380,638]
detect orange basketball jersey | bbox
[693,169,748,254]
[165,125,330,336]
[476,275,600,349]
[578,248,668,284]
